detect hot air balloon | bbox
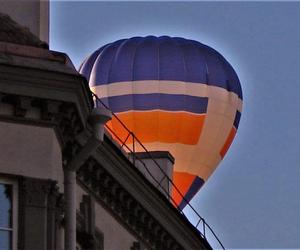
[79,36,242,209]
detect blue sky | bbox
[50,2,300,248]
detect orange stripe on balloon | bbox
[220,127,236,158]
[106,111,206,145]
[172,171,197,207]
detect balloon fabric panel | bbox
[220,127,236,159]
[84,36,242,99]
[80,36,243,209]
[173,172,204,209]
[107,111,206,145]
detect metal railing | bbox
[92,92,225,249]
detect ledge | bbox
[134,151,175,164]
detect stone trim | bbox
[77,195,104,250]
[0,42,58,61]
[0,92,84,164]
[134,151,175,164]
[18,177,63,250]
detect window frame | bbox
[0,177,18,250]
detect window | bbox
[0,179,17,250]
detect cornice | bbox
[0,63,93,122]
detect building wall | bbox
[0,121,63,190]
[0,120,142,250]
[95,204,137,250]
[0,0,49,43]
[77,185,139,250]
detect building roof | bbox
[0,12,48,49]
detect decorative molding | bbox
[77,158,184,250]
[19,177,53,207]
[18,177,63,250]
[0,92,84,165]
[2,94,31,117]
[0,58,93,165]
[77,194,104,250]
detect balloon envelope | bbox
[80,36,243,209]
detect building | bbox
[0,4,218,250]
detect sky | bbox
[50,1,300,249]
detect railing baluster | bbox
[132,133,135,166]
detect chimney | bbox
[133,151,174,199]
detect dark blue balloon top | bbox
[79,36,242,99]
